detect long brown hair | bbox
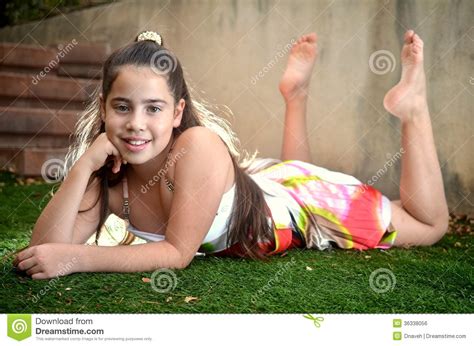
[63,34,274,259]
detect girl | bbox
[13,30,449,280]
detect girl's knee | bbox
[422,216,449,246]
[434,214,449,242]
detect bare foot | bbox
[279,33,318,101]
[383,30,429,121]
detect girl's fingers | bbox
[109,142,125,173]
[17,257,37,271]
[26,264,42,276]
[15,247,34,265]
[114,157,124,173]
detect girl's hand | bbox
[79,132,126,173]
[13,244,81,280]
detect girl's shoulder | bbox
[170,126,235,190]
[170,126,231,168]
[175,126,224,146]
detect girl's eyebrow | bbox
[111,97,168,104]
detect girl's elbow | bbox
[177,255,193,269]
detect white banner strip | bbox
[1,314,472,345]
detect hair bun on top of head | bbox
[136,31,163,45]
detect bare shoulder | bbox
[172,126,232,166]
[171,126,234,188]
[174,126,228,153]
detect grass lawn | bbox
[0,171,473,314]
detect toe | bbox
[404,30,415,44]
[413,33,424,46]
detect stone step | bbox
[49,42,110,65]
[0,72,98,109]
[0,107,78,148]
[0,147,68,177]
[0,42,108,78]
[0,42,57,70]
[0,106,78,134]
[0,106,79,135]
[0,134,71,148]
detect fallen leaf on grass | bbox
[364,255,371,259]
[166,297,173,302]
[306,266,313,271]
[142,277,151,283]
[65,287,72,291]
[184,296,199,303]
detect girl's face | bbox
[101,65,184,165]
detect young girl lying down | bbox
[14,30,449,279]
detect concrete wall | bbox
[1,0,472,214]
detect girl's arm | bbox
[29,158,95,246]
[16,127,231,278]
[30,133,125,246]
[83,127,232,270]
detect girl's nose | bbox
[126,112,146,131]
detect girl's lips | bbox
[122,139,151,152]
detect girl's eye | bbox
[148,106,161,113]
[115,105,129,113]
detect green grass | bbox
[0,171,473,313]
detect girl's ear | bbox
[173,98,185,128]
[99,93,106,122]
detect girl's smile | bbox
[121,138,151,152]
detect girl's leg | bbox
[278,33,317,164]
[383,30,449,246]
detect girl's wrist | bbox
[72,244,89,274]
[74,157,95,176]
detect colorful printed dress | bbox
[210,158,397,257]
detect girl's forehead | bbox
[110,65,172,100]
